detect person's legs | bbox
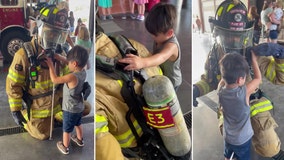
[224,139,251,160]
[75,125,83,140]
[100,7,106,20]
[106,7,113,19]
[71,113,84,146]
[224,141,234,160]
[141,3,145,17]
[120,0,127,19]
[129,0,135,19]
[137,4,142,15]
[106,7,110,15]
[63,131,71,148]
[57,111,74,154]
[137,4,145,21]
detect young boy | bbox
[119,3,182,90]
[218,52,261,160]
[45,45,89,154]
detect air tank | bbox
[142,75,191,157]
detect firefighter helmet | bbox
[209,0,254,54]
[38,5,69,50]
[39,5,68,30]
[215,0,249,30]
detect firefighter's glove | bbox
[55,44,63,54]
[193,85,200,107]
[245,46,253,65]
[82,82,91,100]
[11,111,27,127]
[252,43,284,59]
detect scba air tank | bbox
[142,75,191,157]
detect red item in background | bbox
[146,0,160,11]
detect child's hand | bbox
[118,54,143,70]
[217,79,225,91]
[54,53,66,62]
[44,57,53,68]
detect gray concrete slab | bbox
[192,102,223,160]
[0,123,94,160]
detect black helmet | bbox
[38,5,69,50]
[215,0,249,30]
[209,0,254,54]
[39,5,68,30]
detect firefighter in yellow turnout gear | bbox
[6,5,90,140]
[6,38,66,140]
[193,0,284,159]
[96,32,161,159]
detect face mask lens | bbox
[40,23,63,50]
[214,25,253,53]
[58,30,68,44]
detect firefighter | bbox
[95,31,160,159]
[96,31,191,159]
[193,0,284,159]
[6,4,90,140]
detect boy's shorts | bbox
[269,30,278,40]
[224,138,252,160]
[63,111,83,133]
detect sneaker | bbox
[136,15,141,20]
[137,15,145,21]
[100,15,106,21]
[106,15,114,20]
[71,135,84,147]
[121,15,127,20]
[130,14,136,19]
[57,141,69,154]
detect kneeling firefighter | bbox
[6,4,91,140]
[95,32,191,160]
[193,0,284,159]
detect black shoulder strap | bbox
[97,35,175,159]
[96,34,154,140]
[96,62,153,139]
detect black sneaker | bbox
[57,141,69,154]
[71,135,84,147]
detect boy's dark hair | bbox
[219,53,249,84]
[67,45,89,68]
[145,3,177,36]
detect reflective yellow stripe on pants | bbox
[31,104,61,118]
[22,104,61,119]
